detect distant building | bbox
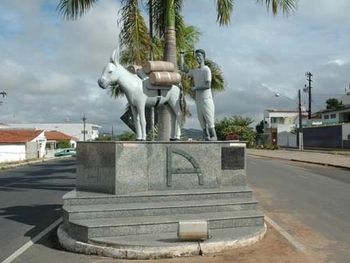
[302,93,350,149]
[317,105,350,125]
[0,129,46,163]
[263,109,308,133]
[45,130,78,149]
[341,91,350,105]
[6,123,101,141]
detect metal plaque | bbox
[221,147,244,170]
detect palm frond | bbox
[176,17,201,52]
[215,0,234,26]
[57,0,98,20]
[151,0,183,38]
[118,0,151,65]
[205,59,225,93]
[257,0,298,15]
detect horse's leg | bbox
[173,100,182,140]
[168,92,181,140]
[136,103,147,141]
[131,106,142,140]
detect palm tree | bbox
[57,0,298,140]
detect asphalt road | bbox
[247,156,350,262]
[1,156,350,262]
[0,158,76,262]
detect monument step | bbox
[64,198,258,220]
[68,210,264,241]
[63,187,253,206]
[89,225,265,249]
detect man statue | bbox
[180,49,217,141]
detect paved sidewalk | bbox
[0,156,69,170]
[247,149,350,169]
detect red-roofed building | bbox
[44,130,77,149]
[0,129,46,163]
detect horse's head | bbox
[98,49,122,90]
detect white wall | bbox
[278,132,297,148]
[342,123,350,140]
[263,110,302,133]
[30,131,46,158]
[275,124,297,133]
[341,93,350,105]
[0,144,26,163]
[321,112,339,124]
[70,140,77,148]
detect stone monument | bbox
[57,51,266,259]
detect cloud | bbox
[1,0,350,134]
[0,0,127,132]
[327,59,348,66]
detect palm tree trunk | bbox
[157,0,176,141]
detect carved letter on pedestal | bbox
[166,147,203,187]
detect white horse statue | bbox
[98,50,183,141]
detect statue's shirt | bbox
[189,65,213,100]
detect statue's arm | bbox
[179,52,190,74]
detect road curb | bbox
[248,153,350,170]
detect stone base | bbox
[76,141,247,194]
[61,141,265,259]
[57,223,266,259]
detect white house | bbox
[318,105,350,125]
[263,109,308,148]
[7,123,101,141]
[0,129,46,163]
[263,109,308,133]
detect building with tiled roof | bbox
[8,123,101,141]
[45,130,78,140]
[0,129,44,143]
[0,129,46,163]
[44,130,77,149]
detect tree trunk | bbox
[157,0,176,141]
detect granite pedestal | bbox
[59,141,265,259]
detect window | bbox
[330,114,336,119]
[324,115,329,119]
[271,117,284,124]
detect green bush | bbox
[215,116,256,147]
[117,131,136,141]
[56,140,71,149]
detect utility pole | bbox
[298,89,303,151]
[111,125,114,140]
[82,114,87,142]
[305,72,313,119]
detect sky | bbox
[1,0,350,133]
